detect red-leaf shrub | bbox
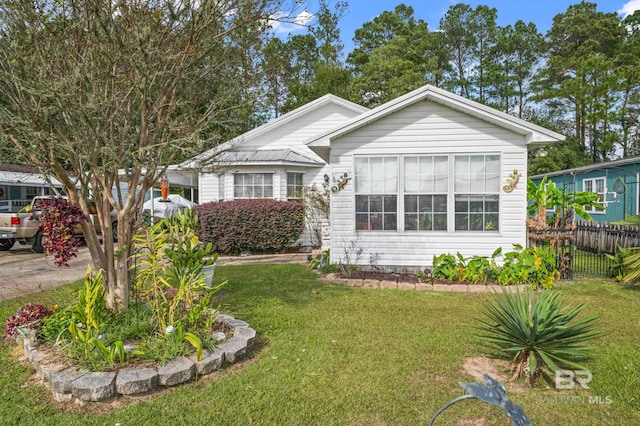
[5,303,51,341]
[195,200,305,254]
[37,198,87,267]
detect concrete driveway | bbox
[0,245,308,302]
[0,244,92,302]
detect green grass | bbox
[1,265,639,425]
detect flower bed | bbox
[17,314,255,403]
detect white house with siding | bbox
[179,85,563,267]
[178,94,369,246]
[306,85,565,270]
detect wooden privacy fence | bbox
[528,221,640,279]
[573,220,640,254]
[528,222,640,255]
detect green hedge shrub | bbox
[195,200,305,254]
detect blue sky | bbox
[272,0,640,56]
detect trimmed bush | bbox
[195,200,305,254]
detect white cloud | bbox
[618,0,640,17]
[268,10,314,35]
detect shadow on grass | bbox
[619,282,640,292]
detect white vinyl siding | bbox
[329,99,529,268]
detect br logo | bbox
[555,370,592,389]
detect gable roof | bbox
[179,94,368,169]
[306,85,565,156]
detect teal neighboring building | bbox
[530,157,640,223]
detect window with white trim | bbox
[453,155,500,231]
[404,156,448,231]
[286,172,304,199]
[354,154,500,232]
[355,157,398,231]
[583,177,605,213]
[233,173,273,199]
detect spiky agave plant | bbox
[475,289,603,386]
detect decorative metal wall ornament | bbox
[612,176,627,194]
[429,374,531,425]
[503,169,522,193]
[331,172,351,193]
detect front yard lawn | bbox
[1,264,639,425]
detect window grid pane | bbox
[355,156,398,231]
[454,154,500,232]
[403,156,448,232]
[234,173,274,199]
[356,195,397,231]
[287,173,304,198]
[583,178,606,213]
[405,195,448,231]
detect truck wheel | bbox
[32,232,46,253]
[0,239,14,251]
[112,221,118,243]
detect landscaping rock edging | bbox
[322,273,528,293]
[19,314,255,403]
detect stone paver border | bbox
[321,273,529,293]
[18,314,255,403]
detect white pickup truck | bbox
[0,196,116,252]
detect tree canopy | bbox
[0,0,295,310]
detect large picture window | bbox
[355,157,397,230]
[454,155,500,231]
[234,173,273,199]
[354,154,500,232]
[404,156,448,231]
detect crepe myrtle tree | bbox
[0,0,307,311]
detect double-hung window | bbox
[233,173,273,199]
[404,156,448,231]
[355,157,398,231]
[454,155,500,231]
[583,177,605,213]
[286,172,304,200]
[355,154,500,232]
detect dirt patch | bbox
[462,356,527,393]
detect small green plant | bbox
[135,322,204,363]
[605,246,628,282]
[475,289,603,386]
[621,247,640,284]
[339,235,362,278]
[498,246,557,289]
[432,253,460,281]
[41,305,74,342]
[68,268,111,358]
[309,249,334,272]
[89,337,126,365]
[131,210,223,332]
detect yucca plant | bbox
[622,247,640,284]
[475,289,603,386]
